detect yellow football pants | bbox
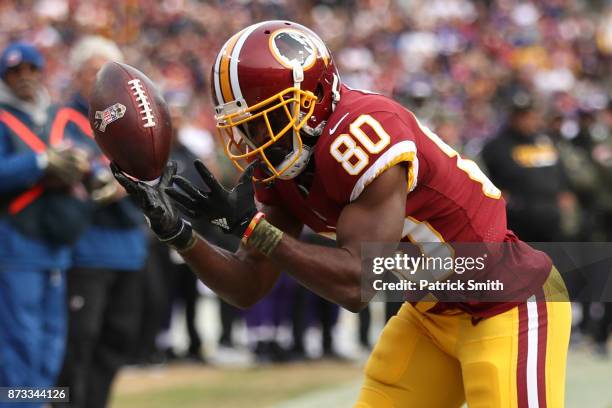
[355,269,571,408]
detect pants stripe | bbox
[517,302,529,407]
[536,293,549,408]
[526,297,540,408]
[518,294,548,408]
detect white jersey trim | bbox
[349,140,418,202]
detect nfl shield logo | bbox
[95,103,127,132]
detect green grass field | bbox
[110,360,361,408]
[110,346,612,408]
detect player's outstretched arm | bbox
[269,164,407,312]
[179,204,302,308]
[169,160,407,313]
[112,161,301,308]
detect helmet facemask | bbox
[215,64,317,183]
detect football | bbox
[89,61,172,181]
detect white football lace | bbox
[128,78,156,128]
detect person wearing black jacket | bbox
[157,130,207,361]
[143,92,241,362]
[482,93,574,242]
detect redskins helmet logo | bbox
[269,29,317,70]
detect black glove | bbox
[111,161,195,250]
[166,160,258,238]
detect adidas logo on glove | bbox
[211,218,229,230]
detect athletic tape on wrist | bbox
[246,218,283,256]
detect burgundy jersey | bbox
[255,86,551,317]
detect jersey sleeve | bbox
[319,110,420,204]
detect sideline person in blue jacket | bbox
[54,36,148,408]
[0,42,90,402]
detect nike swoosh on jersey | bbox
[329,112,350,135]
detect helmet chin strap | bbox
[331,73,341,108]
[276,137,311,180]
[273,66,343,180]
[299,71,342,138]
[273,61,313,180]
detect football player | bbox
[114,21,571,407]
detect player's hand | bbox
[111,161,195,251]
[166,160,258,238]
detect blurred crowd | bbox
[0,0,611,407]
[2,0,611,147]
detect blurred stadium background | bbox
[1,0,611,407]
